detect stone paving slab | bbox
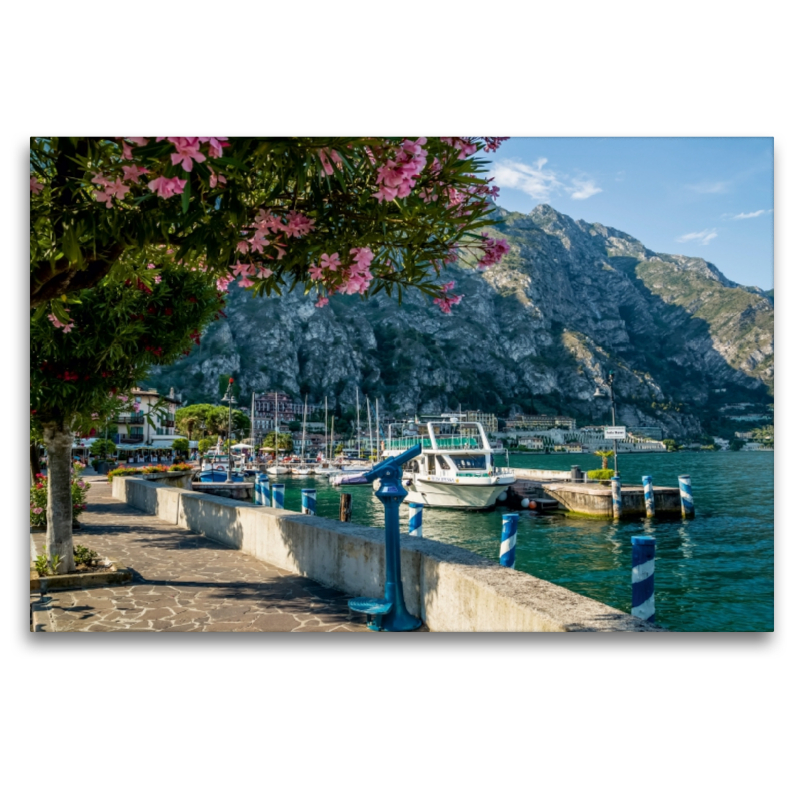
[36,477,376,633]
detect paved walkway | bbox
[34,476,368,632]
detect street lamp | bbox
[221,377,236,481]
[594,370,619,477]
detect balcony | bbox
[116,413,145,425]
[119,434,144,444]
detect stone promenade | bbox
[33,476,369,632]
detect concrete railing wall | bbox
[112,477,658,633]
[511,468,573,481]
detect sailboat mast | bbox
[274,391,278,463]
[375,398,380,459]
[324,397,328,463]
[330,416,335,460]
[301,395,307,461]
[366,396,373,461]
[356,387,361,460]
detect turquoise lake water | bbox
[271,451,774,632]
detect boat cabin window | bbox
[452,455,488,471]
[436,455,451,471]
[427,455,436,473]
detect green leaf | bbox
[181,177,191,215]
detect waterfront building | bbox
[504,414,577,431]
[253,391,322,431]
[628,426,663,441]
[114,387,181,449]
[464,410,499,433]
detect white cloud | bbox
[731,209,772,220]
[492,158,602,203]
[676,229,718,246]
[570,179,602,200]
[687,180,732,194]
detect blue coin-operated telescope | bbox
[348,443,423,631]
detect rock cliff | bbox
[149,204,773,437]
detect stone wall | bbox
[112,477,659,633]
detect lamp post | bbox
[594,370,619,477]
[221,377,236,481]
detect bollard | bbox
[631,535,656,623]
[408,503,423,537]
[271,483,285,510]
[611,476,622,520]
[571,465,581,482]
[339,493,352,522]
[642,475,655,518]
[678,475,694,518]
[301,488,316,515]
[500,513,519,568]
[255,474,270,506]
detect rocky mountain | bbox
[148,204,774,438]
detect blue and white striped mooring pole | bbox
[255,474,270,506]
[500,513,519,568]
[271,483,285,510]
[611,476,622,520]
[642,475,655,518]
[408,502,424,537]
[631,535,656,623]
[301,488,316,515]
[678,475,694,519]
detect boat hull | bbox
[402,476,513,509]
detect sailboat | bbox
[292,395,314,476]
[266,391,289,475]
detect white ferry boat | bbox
[382,417,515,510]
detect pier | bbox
[508,468,682,518]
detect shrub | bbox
[107,464,192,482]
[587,469,615,481]
[30,470,90,527]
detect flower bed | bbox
[30,466,90,528]
[106,463,192,482]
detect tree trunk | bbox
[42,421,75,573]
[30,442,41,486]
[602,456,608,470]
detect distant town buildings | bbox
[464,410,498,433]
[505,414,577,432]
[253,391,322,431]
[113,387,181,449]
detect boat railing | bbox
[384,436,482,452]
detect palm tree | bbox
[594,449,614,470]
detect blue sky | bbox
[484,138,774,290]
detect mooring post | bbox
[678,475,694,518]
[255,473,270,506]
[301,488,316,515]
[631,535,656,623]
[408,502,423,537]
[339,493,352,522]
[611,476,622,520]
[271,483,285,510]
[500,513,519,568]
[642,475,655,518]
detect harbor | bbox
[219,450,772,632]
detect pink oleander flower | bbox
[147,175,187,199]
[477,236,510,270]
[122,165,148,184]
[120,141,134,160]
[319,252,341,272]
[257,267,273,279]
[349,247,374,270]
[315,296,329,307]
[199,137,229,158]
[118,395,128,402]
[238,276,255,288]
[441,137,478,159]
[236,241,250,254]
[32,507,43,515]
[128,137,149,147]
[249,230,269,254]
[309,265,325,280]
[154,274,162,283]
[254,210,286,233]
[284,210,315,238]
[48,312,74,332]
[30,176,44,194]
[169,137,206,171]
[232,261,253,278]
[147,263,157,269]
[341,270,373,295]
[91,413,99,419]
[209,169,227,188]
[217,275,234,292]
[441,281,456,292]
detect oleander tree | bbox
[30,135,510,572]
[30,254,225,571]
